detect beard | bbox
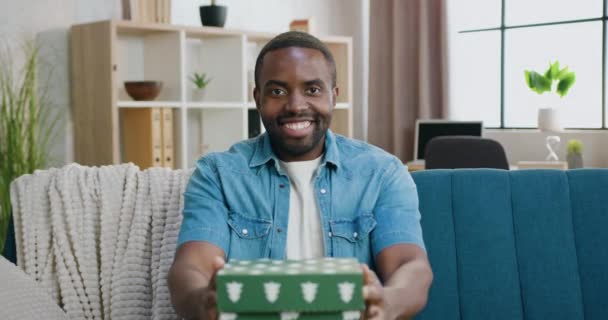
[264,111,332,159]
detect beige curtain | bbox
[368,0,449,162]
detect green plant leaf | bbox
[524,70,551,94]
[567,139,583,155]
[556,72,576,97]
[556,66,570,80]
[545,61,560,80]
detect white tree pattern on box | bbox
[280,311,300,320]
[301,282,319,303]
[338,282,355,303]
[219,313,238,320]
[342,311,361,320]
[227,282,243,303]
[264,281,281,303]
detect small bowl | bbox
[124,81,162,101]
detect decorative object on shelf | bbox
[566,139,583,169]
[124,81,163,101]
[189,72,212,101]
[0,42,59,257]
[289,18,316,34]
[524,61,576,161]
[200,0,227,27]
[122,0,172,24]
[538,107,562,161]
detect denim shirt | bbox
[177,130,425,267]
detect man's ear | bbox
[253,86,261,109]
[332,86,340,106]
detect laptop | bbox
[412,120,484,163]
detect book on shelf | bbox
[122,107,176,169]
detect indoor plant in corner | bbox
[0,43,58,262]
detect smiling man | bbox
[168,32,433,320]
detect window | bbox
[448,0,606,129]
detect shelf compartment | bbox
[116,30,182,102]
[185,33,246,103]
[186,108,247,167]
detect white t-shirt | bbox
[279,156,324,259]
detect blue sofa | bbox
[411,169,608,320]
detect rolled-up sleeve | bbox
[371,158,426,257]
[177,157,230,254]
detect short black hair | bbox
[254,31,337,89]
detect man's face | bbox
[254,47,338,162]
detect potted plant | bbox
[1,43,59,261]
[189,72,212,101]
[200,0,227,27]
[524,60,576,131]
[566,139,583,169]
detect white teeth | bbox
[284,121,311,131]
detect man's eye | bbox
[270,88,286,95]
[307,87,321,95]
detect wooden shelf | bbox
[186,102,247,109]
[118,100,181,108]
[71,20,353,169]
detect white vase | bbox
[537,107,563,132]
[191,88,207,102]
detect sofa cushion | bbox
[412,169,608,320]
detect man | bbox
[168,31,432,320]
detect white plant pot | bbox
[538,107,563,132]
[192,88,207,102]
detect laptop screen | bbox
[415,121,483,160]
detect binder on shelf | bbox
[122,107,163,168]
[161,108,174,168]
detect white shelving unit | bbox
[71,20,353,169]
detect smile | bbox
[282,121,312,131]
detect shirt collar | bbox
[249,130,341,170]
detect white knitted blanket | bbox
[10,163,192,320]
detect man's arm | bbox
[376,243,433,319]
[168,241,225,320]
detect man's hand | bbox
[198,256,225,320]
[362,264,386,320]
[168,242,226,320]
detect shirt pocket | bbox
[329,213,377,262]
[227,212,272,259]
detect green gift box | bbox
[216,257,365,320]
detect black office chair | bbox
[424,136,509,170]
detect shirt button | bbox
[353,232,358,238]
[277,227,283,233]
[279,184,285,189]
[242,229,248,235]
[320,188,327,194]
[328,231,333,237]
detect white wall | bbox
[1,0,368,167]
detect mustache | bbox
[277,111,318,122]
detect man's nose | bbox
[286,92,309,113]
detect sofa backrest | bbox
[411,169,608,320]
